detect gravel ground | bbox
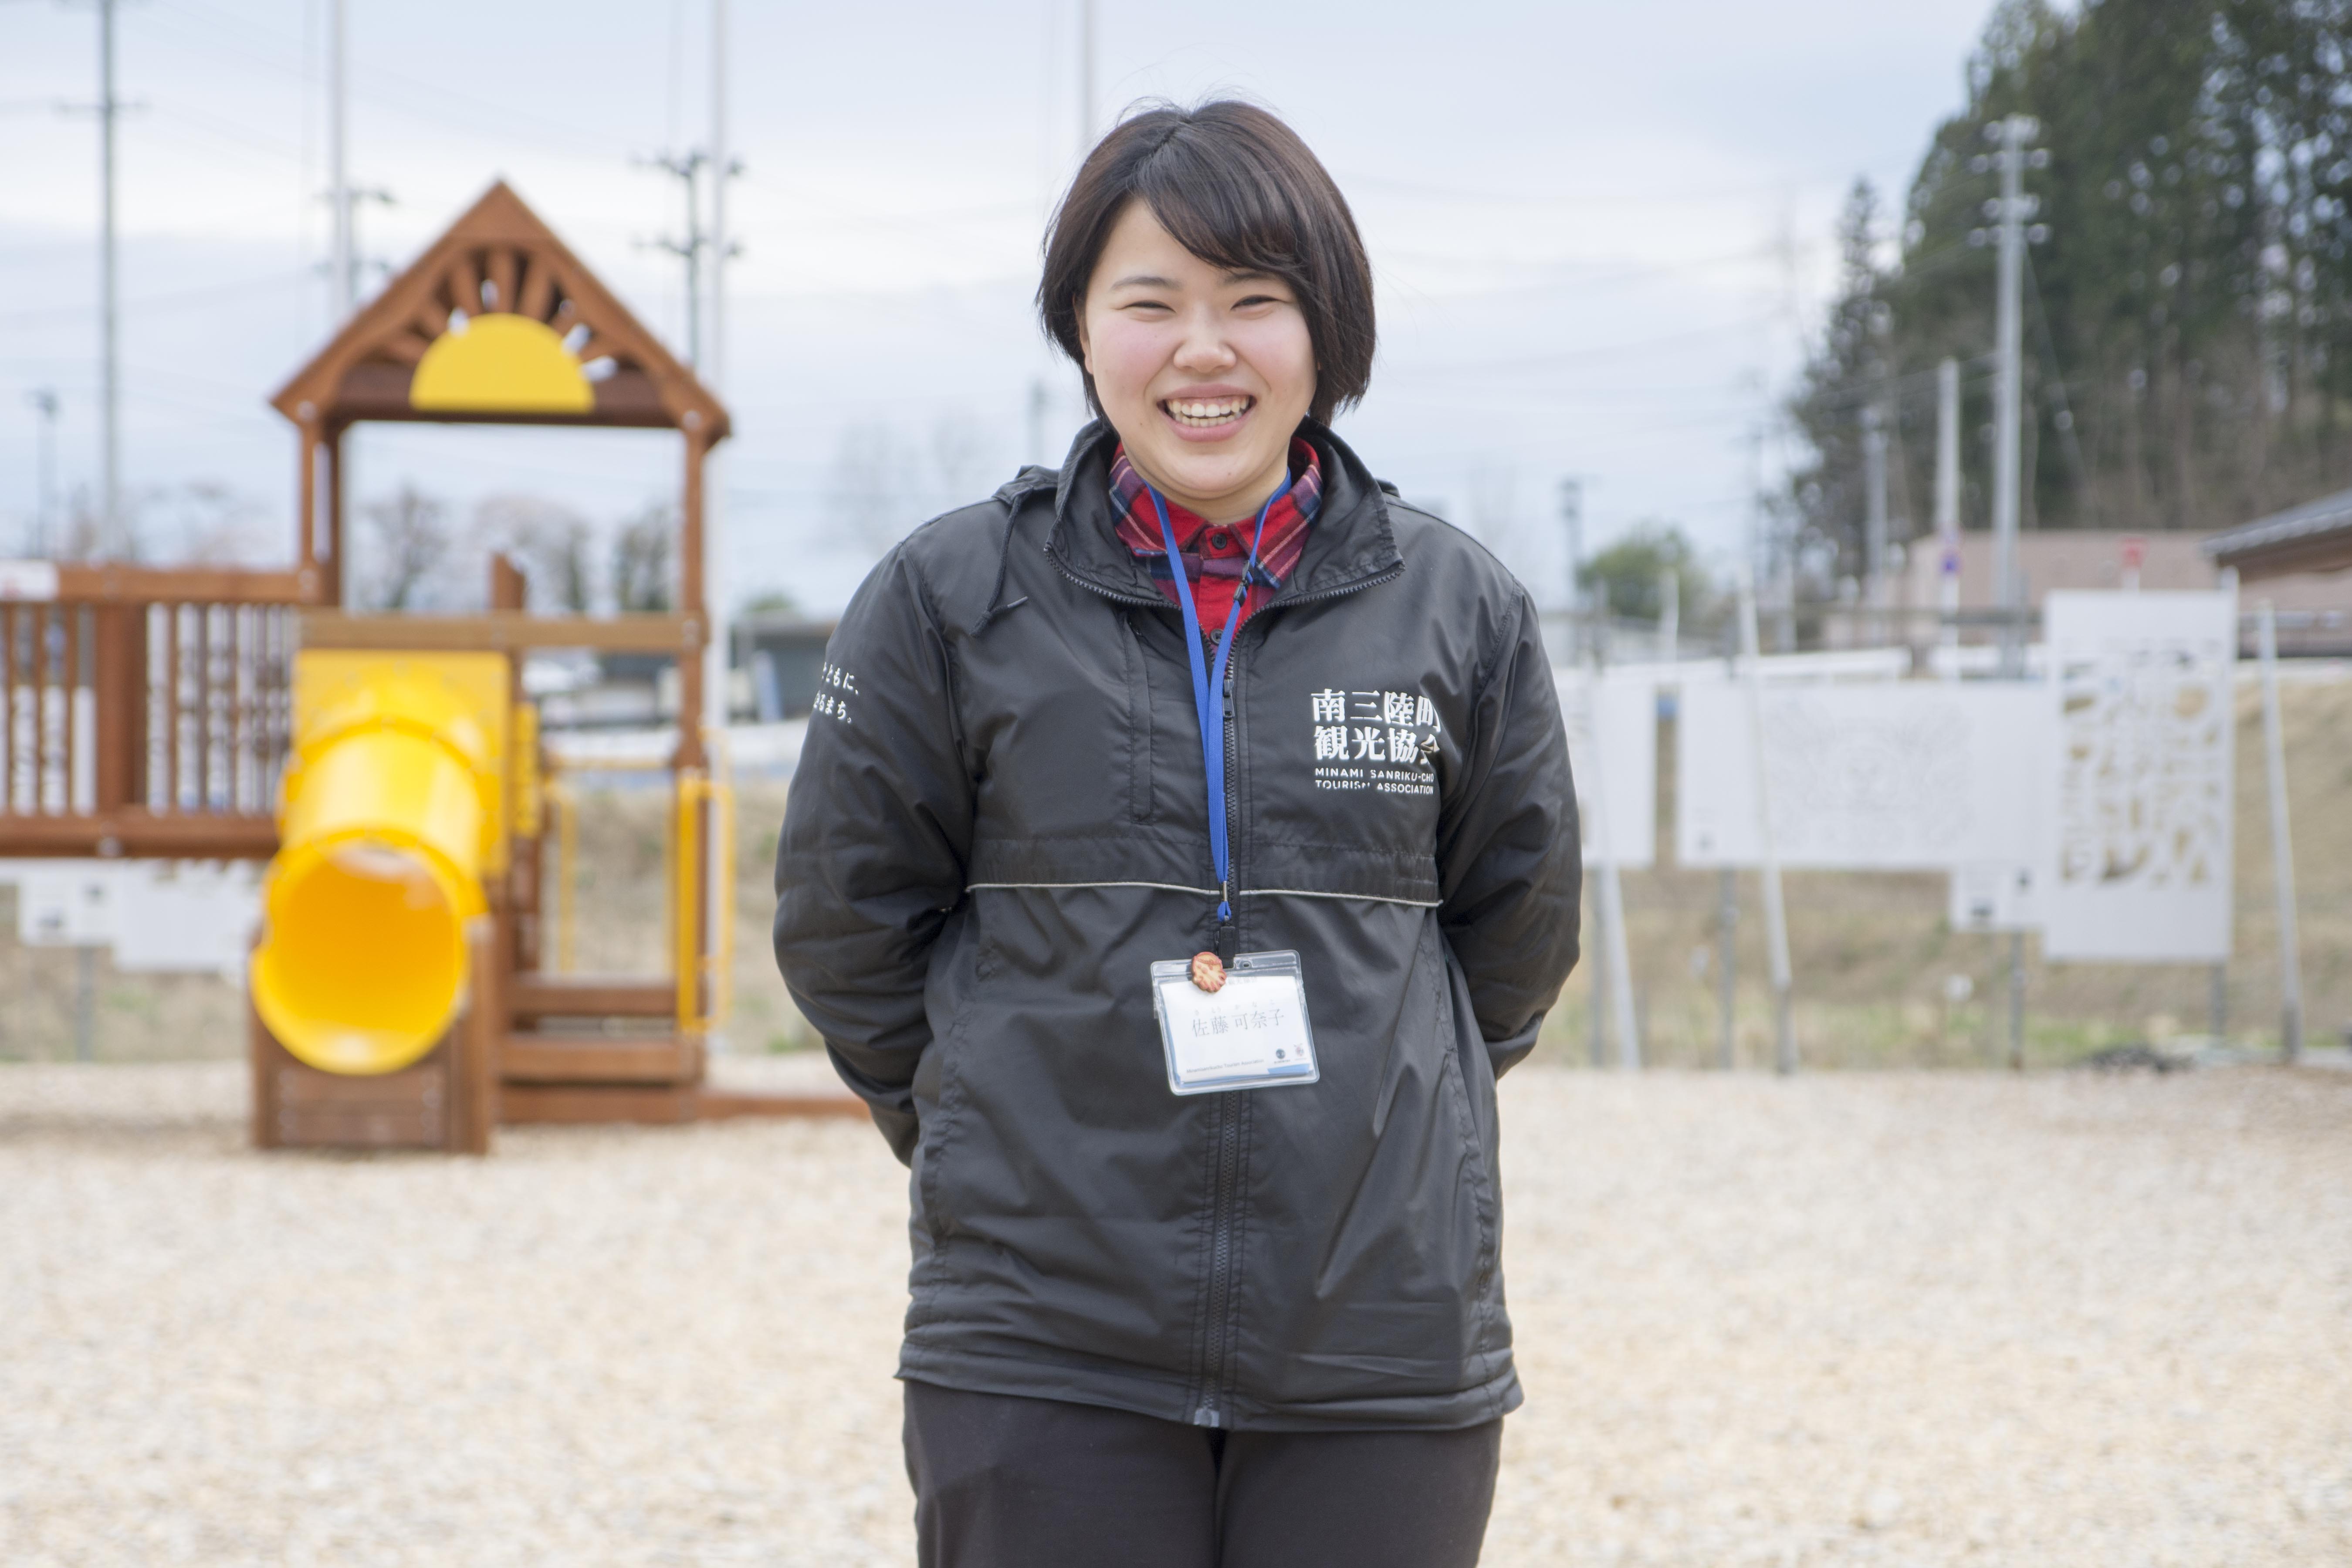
[4,1061,2348,1567]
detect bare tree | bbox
[827,420,921,555]
[56,485,124,563]
[929,411,991,509]
[611,503,675,613]
[477,494,596,613]
[358,484,453,610]
[152,481,272,566]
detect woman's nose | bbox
[1172,311,1237,371]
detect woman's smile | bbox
[1162,389,1256,437]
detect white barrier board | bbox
[10,863,121,946]
[2038,591,2235,963]
[1554,670,1655,867]
[2,859,261,976]
[1676,682,2047,870]
[114,862,263,977]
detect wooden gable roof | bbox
[270,180,728,441]
[2206,487,2352,580]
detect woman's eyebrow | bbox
[1108,272,1180,289]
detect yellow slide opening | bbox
[251,655,509,1076]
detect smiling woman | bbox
[774,98,1580,1568]
[1042,101,1374,521]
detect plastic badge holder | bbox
[1149,949,1320,1096]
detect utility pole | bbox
[1583,643,1641,1071]
[1077,0,1096,150]
[1861,401,1888,619]
[646,150,710,369]
[27,390,60,557]
[708,0,730,391]
[701,1,729,711]
[1935,357,1960,664]
[1978,116,2047,1068]
[1715,593,1739,1070]
[2257,600,2304,1062]
[1737,566,1797,1073]
[321,4,391,321]
[1027,378,1050,469]
[328,0,351,315]
[1746,422,1791,653]
[96,0,122,555]
[702,0,736,1052]
[1982,114,2045,677]
[1716,852,1739,1068]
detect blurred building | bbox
[2203,487,2352,583]
[731,613,837,722]
[521,615,839,732]
[1898,526,2350,655]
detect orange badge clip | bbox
[1190,952,1226,993]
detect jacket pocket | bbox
[1434,935,1501,1301]
[915,941,988,1245]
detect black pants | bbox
[902,1379,1503,1568]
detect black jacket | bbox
[774,420,1580,1432]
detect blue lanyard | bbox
[1150,481,1288,928]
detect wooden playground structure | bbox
[0,182,854,1151]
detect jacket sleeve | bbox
[773,545,974,1163]
[1435,588,1582,1078]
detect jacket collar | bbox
[1043,417,1403,612]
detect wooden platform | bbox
[499,1033,701,1085]
[258,1048,452,1148]
[510,973,674,1022]
[251,1015,497,1154]
[499,1084,870,1126]
[250,887,871,1147]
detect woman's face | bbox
[1077,200,1317,524]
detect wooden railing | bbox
[0,566,308,858]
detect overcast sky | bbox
[1,0,2005,615]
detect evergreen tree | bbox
[1789,0,2352,549]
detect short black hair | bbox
[1038,100,1376,428]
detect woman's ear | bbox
[1074,296,1092,375]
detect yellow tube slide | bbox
[252,653,510,1075]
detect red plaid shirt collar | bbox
[1109,437,1322,629]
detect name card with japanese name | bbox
[1149,951,1320,1095]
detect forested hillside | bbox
[1789,0,2352,579]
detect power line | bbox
[1374,242,1776,283]
[1397,312,1783,376]
[2023,249,2094,516]
[1335,170,1858,210]
[0,267,314,327]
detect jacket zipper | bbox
[1052,546,1398,1429]
[1261,562,1402,613]
[1195,1085,1245,1426]
[1193,642,1245,1427]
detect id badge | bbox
[1148,949,1320,1096]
